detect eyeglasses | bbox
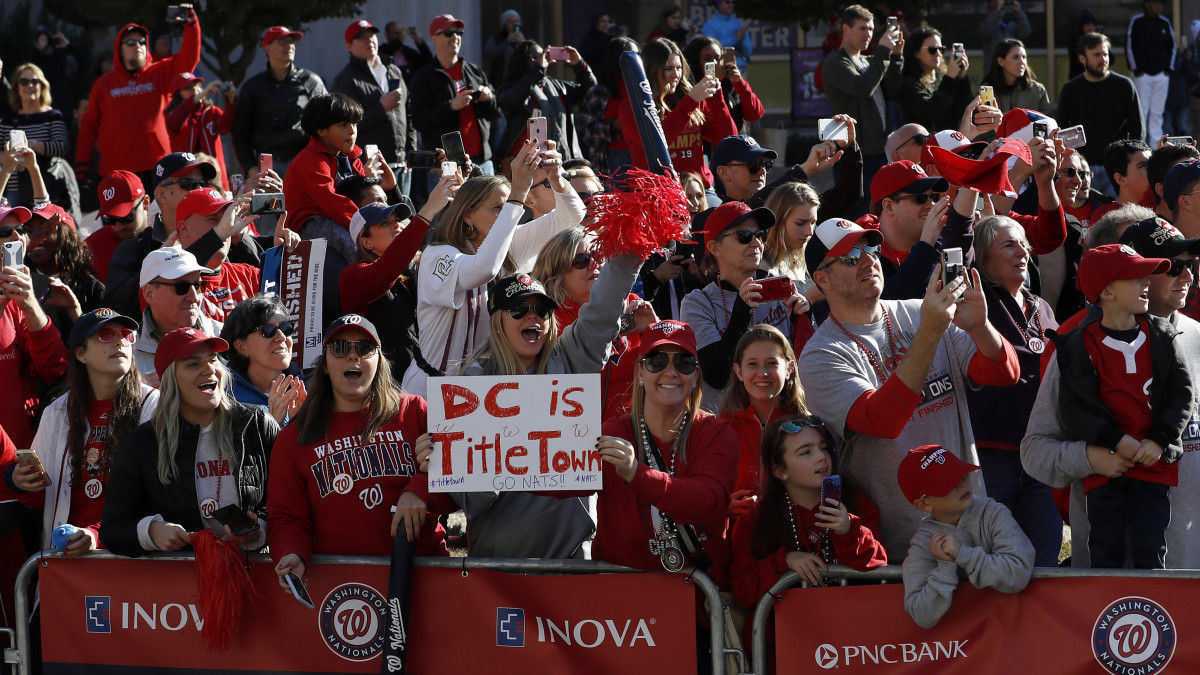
[102,205,142,227]
[96,327,136,344]
[716,228,767,245]
[326,339,378,359]
[779,414,827,434]
[890,192,940,205]
[159,177,208,191]
[508,301,553,320]
[439,29,464,37]
[17,78,42,87]
[727,158,773,174]
[571,252,594,269]
[122,38,147,47]
[148,279,206,295]
[0,225,26,238]
[1167,258,1199,278]
[641,351,698,374]
[1056,167,1091,180]
[897,133,927,150]
[817,244,881,272]
[535,179,552,189]
[245,321,296,339]
[927,46,947,55]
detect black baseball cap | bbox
[323,314,381,346]
[68,308,139,349]
[1118,216,1200,259]
[487,273,557,315]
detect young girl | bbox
[761,182,821,291]
[718,325,807,518]
[617,37,736,197]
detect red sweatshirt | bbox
[339,216,430,315]
[592,414,737,588]
[85,225,123,283]
[553,293,642,420]
[721,406,792,497]
[166,96,237,191]
[618,92,737,188]
[283,137,366,231]
[75,18,201,176]
[267,397,452,564]
[199,262,260,323]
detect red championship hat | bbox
[429,14,466,36]
[97,170,146,218]
[154,327,228,379]
[897,445,980,504]
[262,26,303,48]
[176,188,232,224]
[638,320,697,358]
[700,201,775,242]
[927,137,1032,198]
[170,72,202,92]
[1077,244,1171,304]
[870,161,949,207]
[29,202,76,231]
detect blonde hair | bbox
[762,182,820,282]
[430,175,519,275]
[629,359,705,465]
[152,359,238,485]
[717,324,809,416]
[531,228,588,304]
[463,307,560,376]
[7,63,51,110]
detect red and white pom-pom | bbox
[584,167,691,262]
[193,529,257,651]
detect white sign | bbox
[426,374,603,492]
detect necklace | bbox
[1020,293,1046,354]
[829,307,900,381]
[639,416,686,572]
[716,276,754,336]
[785,494,834,563]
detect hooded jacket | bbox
[75,17,201,175]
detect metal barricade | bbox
[748,564,1200,675]
[10,551,729,675]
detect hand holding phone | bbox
[941,248,968,300]
[441,161,458,177]
[251,192,285,216]
[757,276,795,302]
[2,240,25,270]
[978,85,997,109]
[1058,125,1087,149]
[286,572,314,609]
[211,504,260,537]
[258,153,273,175]
[1032,121,1049,140]
[16,449,51,487]
[547,46,570,62]
[441,132,468,165]
[818,118,849,143]
[527,117,548,151]
[820,475,843,507]
[1166,136,1195,148]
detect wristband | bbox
[506,199,526,207]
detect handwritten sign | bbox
[427,374,603,492]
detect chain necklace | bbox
[1019,292,1046,354]
[828,307,900,381]
[785,494,834,563]
[716,276,754,336]
[639,417,686,571]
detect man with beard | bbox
[1057,32,1144,198]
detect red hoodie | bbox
[167,95,237,191]
[76,17,201,176]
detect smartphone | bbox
[231,173,245,194]
[441,160,457,177]
[387,77,401,93]
[818,118,849,143]
[721,47,736,66]
[887,16,899,30]
[978,85,997,108]
[1058,125,1087,149]
[258,153,273,175]
[547,46,570,61]
[527,117,548,152]
[1166,136,1195,148]
[210,504,259,536]
[166,5,189,23]
[251,192,285,215]
[2,240,24,269]
[820,475,842,507]
[15,449,50,486]
[1032,121,1048,140]
[704,61,716,78]
[952,43,964,59]
[286,572,315,609]
[408,150,440,170]
[942,247,967,295]
[364,143,381,168]
[8,129,28,151]
[757,276,795,302]
[440,132,468,165]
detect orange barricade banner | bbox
[39,557,695,674]
[776,577,1190,674]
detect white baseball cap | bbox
[139,247,213,287]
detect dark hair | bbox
[840,4,873,29]
[682,35,721,83]
[561,158,594,172]
[1148,144,1200,204]
[219,293,290,374]
[602,37,640,99]
[1077,32,1110,55]
[336,175,384,207]
[505,40,542,85]
[983,38,1034,90]
[293,348,402,446]
[65,345,145,486]
[33,214,98,289]
[902,26,941,80]
[1103,139,1151,183]
[301,92,363,138]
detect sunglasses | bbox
[927,46,947,55]
[1056,167,1091,179]
[439,29,465,37]
[245,321,296,339]
[326,339,378,359]
[122,38,147,47]
[717,228,767,245]
[508,301,554,320]
[779,414,827,434]
[535,179,552,189]
[96,327,136,344]
[897,133,928,150]
[728,158,774,174]
[102,206,141,227]
[147,279,206,295]
[571,252,594,269]
[890,192,940,205]
[1167,258,1199,278]
[817,244,881,272]
[0,225,26,238]
[17,78,42,87]
[641,351,698,375]
[160,177,208,191]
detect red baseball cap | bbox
[262,26,303,49]
[28,203,76,231]
[897,445,980,504]
[700,201,775,242]
[1077,243,1171,304]
[804,218,884,275]
[0,205,31,225]
[344,19,379,44]
[169,72,203,92]
[176,188,232,224]
[98,170,146,218]
[155,327,228,380]
[429,14,466,36]
[919,130,987,172]
[870,160,949,207]
[638,320,697,358]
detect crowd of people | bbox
[3,1,1200,670]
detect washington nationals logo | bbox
[1092,596,1176,674]
[319,583,387,662]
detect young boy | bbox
[1054,244,1196,569]
[899,445,1034,628]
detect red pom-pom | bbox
[584,168,690,262]
[192,529,257,651]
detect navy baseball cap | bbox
[324,314,381,346]
[711,135,777,170]
[152,152,217,190]
[1163,160,1200,210]
[348,199,415,242]
[68,308,139,350]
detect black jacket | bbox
[498,62,596,160]
[1051,312,1195,458]
[232,64,328,171]
[409,57,501,162]
[100,402,278,558]
[101,214,223,321]
[332,56,415,166]
[380,40,433,84]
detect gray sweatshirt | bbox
[1020,312,1200,568]
[455,252,641,558]
[902,497,1035,629]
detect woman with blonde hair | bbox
[404,140,584,397]
[1,62,77,217]
[761,182,822,290]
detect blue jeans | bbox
[978,447,1063,567]
[1086,476,1170,569]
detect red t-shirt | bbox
[68,400,115,547]
[200,262,260,323]
[85,226,124,283]
[1064,200,1094,228]
[445,61,483,158]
